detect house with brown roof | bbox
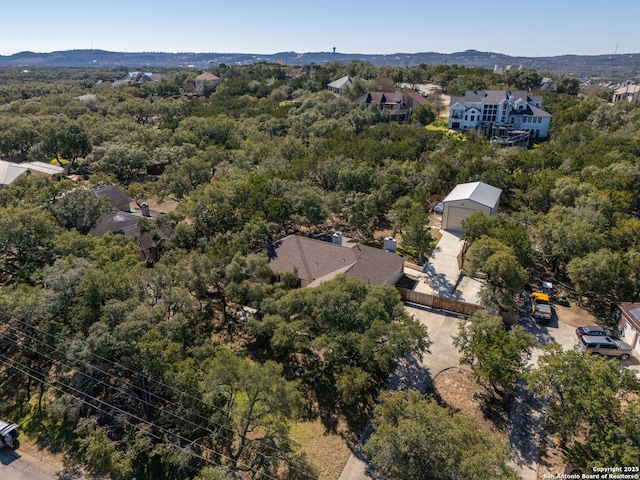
[354,90,426,123]
[88,210,173,263]
[616,302,640,356]
[264,234,404,288]
[195,72,221,88]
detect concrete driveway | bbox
[338,301,592,480]
[339,304,468,480]
[417,230,464,297]
[408,229,485,305]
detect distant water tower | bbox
[333,47,336,53]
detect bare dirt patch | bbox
[537,434,569,479]
[289,419,352,480]
[431,367,498,433]
[142,198,179,214]
[553,303,598,328]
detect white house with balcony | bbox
[448,90,552,139]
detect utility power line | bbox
[0,311,315,479]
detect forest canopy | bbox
[0,62,638,479]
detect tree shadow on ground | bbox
[476,390,512,432]
[508,382,545,467]
[387,354,432,394]
[519,310,557,347]
[422,263,463,300]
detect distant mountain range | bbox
[1,49,639,79]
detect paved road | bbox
[0,448,55,480]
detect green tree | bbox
[411,104,436,126]
[402,209,434,264]
[527,346,640,454]
[534,205,608,273]
[40,120,91,168]
[567,248,638,314]
[202,347,313,478]
[52,188,113,233]
[364,390,517,480]
[87,141,150,184]
[0,205,59,281]
[252,276,429,418]
[0,117,39,159]
[503,68,542,91]
[556,75,580,95]
[466,235,527,312]
[75,418,132,479]
[61,123,92,168]
[453,312,537,400]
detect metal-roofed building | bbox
[327,75,353,95]
[441,181,502,233]
[0,160,65,185]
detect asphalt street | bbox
[0,448,55,480]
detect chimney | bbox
[332,232,343,246]
[383,237,397,253]
[141,202,150,217]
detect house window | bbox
[482,104,498,122]
[470,115,475,121]
[465,115,468,120]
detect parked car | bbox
[577,335,633,361]
[575,325,620,339]
[0,420,19,449]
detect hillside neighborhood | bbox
[0,55,638,480]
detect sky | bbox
[1,0,639,58]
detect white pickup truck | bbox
[531,292,552,323]
[0,420,19,449]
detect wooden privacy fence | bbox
[396,287,520,325]
[396,287,482,316]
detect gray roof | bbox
[327,75,353,89]
[92,185,131,208]
[443,181,502,208]
[618,302,640,330]
[265,235,403,287]
[88,211,139,237]
[510,103,552,118]
[456,90,536,105]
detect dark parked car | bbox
[0,421,18,449]
[577,335,633,361]
[575,325,620,339]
